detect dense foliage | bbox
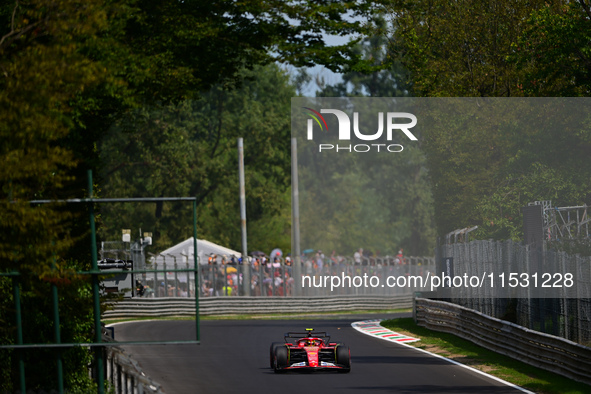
[0,0,386,390]
[3,0,591,389]
[383,0,591,241]
[98,64,294,253]
[302,30,435,256]
[0,1,116,389]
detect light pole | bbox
[238,137,250,295]
[291,138,301,295]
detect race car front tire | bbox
[270,342,283,368]
[336,345,351,373]
[274,345,289,372]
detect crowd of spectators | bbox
[135,247,415,298]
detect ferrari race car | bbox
[270,328,351,373]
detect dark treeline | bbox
[0,0,385,390]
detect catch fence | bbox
[436,240,591,346]
[133,255,436,298]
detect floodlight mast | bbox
[238,137,250,296]
[291,138,302,296]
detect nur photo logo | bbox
[303,107,418,153]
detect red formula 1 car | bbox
[270,328,351,373]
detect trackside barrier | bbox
[414,298,591,386]
[436,239,591,345]
[103,295,413,319]
[105,346,165,394]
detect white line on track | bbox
[351,319,535,394]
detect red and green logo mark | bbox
[303,107,329,133]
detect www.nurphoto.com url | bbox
[301,272,575,292]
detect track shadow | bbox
[352,355,450,366]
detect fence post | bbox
[12,276,26,393]
[88,170,105,393]
[51,256,64,393]
[193,200,200,342]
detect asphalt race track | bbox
[112,313,527,394]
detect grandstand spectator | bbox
[158,282,166,297]
[136,280,145,296]
[354,248,362,265]
[397,249,405,264]
[316,251,324,272]
[330,250,338,265]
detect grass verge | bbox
[381,318,591,394]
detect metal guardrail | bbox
[414,298,591,386]
[105,346,165,394]
[103,295,413,319]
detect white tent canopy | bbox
[149,237,241,266]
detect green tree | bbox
[511,1,591,96]
[317,17,412,97]
[298,131,435,256]
[295,96,435,256]
[417,99,591,240]
[1,0,389,389]
[98,64,294,253]
[472,99,591,241]
[380,0,591,242]
[385,0,551,97]
[311,26,435,256]
[0,1,118,389]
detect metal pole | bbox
[291,138,302,295]
[154,260,159,297]
[13,276,25,394]
[224,264,228,296]
[238,138,250,296]
[271,264,275,296]
[88,170,105,393]
[193,201,200,342]
[163,258,168,293]
[171,257,178,297]
[260,260,265,296]
[51,256,64,393]
[181,252,190,296]
[282,261,287,296]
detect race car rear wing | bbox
[284,329,330,344]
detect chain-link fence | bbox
[132,255,436,298]
[436,240,591,346]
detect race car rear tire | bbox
[270,342,283,368]
[336,345,351,373]
[274,346,289,373]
